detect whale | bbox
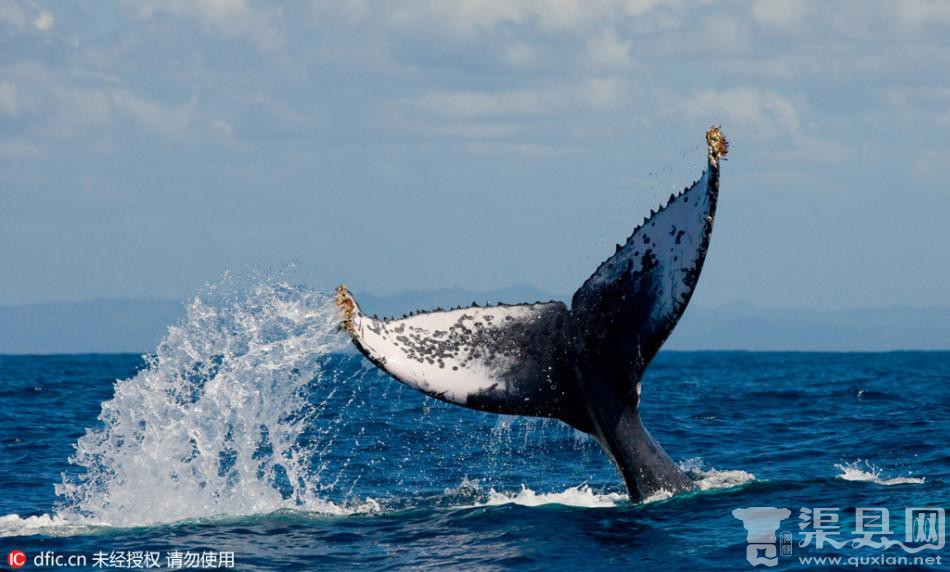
[335,127,729,502]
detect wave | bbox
[0,487,622,538]
[4,489,383,539]
[4,461,762,538]
[0,514,97,539]
[679,457,757,491]
[636,458,757,503]
[457,457,758,509]
[1,497,384,539]
[479,485,626,508]
[835,461,925,485]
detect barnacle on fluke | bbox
[706,125,729,166]
[335,284,357,336]
[336,128,728,503]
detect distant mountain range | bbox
[2,287,949,354]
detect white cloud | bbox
[751,0,805,29]
[413,79,625,120]
[624,0,685,33]
[0,0,28,30]
[501,42,543,69]
[788,134,851,165]
[310,0,368,26]
[0,80,18,116]
[44,85,113,133]
[140,0,251,33]
[33,9,52,31]
[584,77,623,108]
[533,0,605,30]
[624,0,681,17]
[397,78,626,153]
[110,90,197,137]
[910,148,950,182]
[388,1,524,37]
[683,87,800,139]
[0,137,40,159]
[0,3,54,32]
[880,86,950,127]
[418,122,522,140]
[379,0,629,39]
[587,29,632,69]
[678,85,851,164]
[136,0,285,55]
[0,61,233,142]
[414,90,555,119]
[897,0,950,27]
[463,141,579,158]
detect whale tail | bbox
[337,127,727,501]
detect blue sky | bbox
[1,1,949,309]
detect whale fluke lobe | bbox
[335,285,582,425]
[337,127,727,502]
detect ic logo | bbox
[7,549,27,569]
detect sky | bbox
[1,0,949,310]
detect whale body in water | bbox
[336,127,729,502]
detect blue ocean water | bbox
[0,285,947,570]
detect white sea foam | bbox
[0,498,384,538]
[0,514,98,538]
[642,489,673,503]
[679,457,757,491]
[480,485,626,508]
[835,461,925,486]
[635,459,756,504]
[456,457,758,509]
[453,455,758,510]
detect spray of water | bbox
[55,276,377,527]
[835,460,925,486]
[16,274,760,535]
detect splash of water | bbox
[835,460,925,486]
[441,478,625,509]
[678,458,757,491]
[438,456,757,510]
[54,277,376,527]
[0,514,91,538]
[482,485,625,508]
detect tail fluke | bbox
[335,127,728,501]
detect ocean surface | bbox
[0,283,947,570]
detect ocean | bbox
[0,282,947,570]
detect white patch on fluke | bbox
[346,299,565,406]
[352,306,531,401]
